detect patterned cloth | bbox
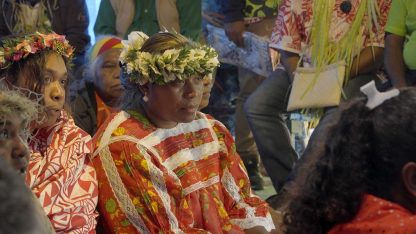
[26,111,99,234]
[329,194,416,233]
[243,0,280,19]
[269,0,391,67]
[92,111,274,233]
[95,91,117,131]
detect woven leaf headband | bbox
[119,31,219,85]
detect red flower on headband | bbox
[0,32,74,69]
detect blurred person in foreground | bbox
[0,90,55,233]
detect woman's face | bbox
[17,53,67,128]
[143,75,203,128]
[94,49,123,105]
[0,114,29,175]
[199,75,214,110]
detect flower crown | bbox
[0,32,74,69]
[119,31,219,85]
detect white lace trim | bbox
[94,111,129,157]
[102,135,182,187]
[137,147,183,233]
[221,169,242,201]
[100,146,149,233]
[163,141,219,171]
[221,169,275,231]
[231,213,275,232]
[140,115,210,147]
[183,175,220,196]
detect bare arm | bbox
[224,20,246,47]
[279,50,301,82]
[202,11,225,28]
[384,33,407,88]
[349,46,384,79]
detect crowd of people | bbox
[0,0,415,233]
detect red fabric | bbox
[91,111,274,233]
[97,38,122,57]
[329,194,416,234]
[26,111,98,233]
[95,91,117,130]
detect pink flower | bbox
[13,52,23,61]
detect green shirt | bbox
[244,0,280,18]
[94,0,201,41]
[385,0,416,69]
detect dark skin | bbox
[278,46,384,82]
[385,33,407,88]
[391,162,416,213]
[224,20,245,47]
[202,11,224,28]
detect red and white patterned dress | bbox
[270,0,391,67]
[26,111,99,234]
[92,111,275,233]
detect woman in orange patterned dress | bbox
[0,32,98,233]
[91,31,278,233]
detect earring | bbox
[143,95,149,102]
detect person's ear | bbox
[402,162,416,197]
[138,84,150,102]
[138,84,149,95]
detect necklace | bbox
[340,0,352,14]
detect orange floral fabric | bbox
[95,91,116,130]
[329,194,416,234]
[26,111,99,233]
[92,111,274,233]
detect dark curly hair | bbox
[284,88,416,233]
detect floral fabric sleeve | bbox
[95,139,207,233]
[269,0,304,54]
[212,120,275,232]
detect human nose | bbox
[12,136,29,162]
[49,81,65,101]
[184,77,202,99]
[114,65,121,79]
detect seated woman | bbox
[72,35,124,135]
[92,31,276,233]
[0,90,55,234]
[284,81,416,233]
[0,32,98,233]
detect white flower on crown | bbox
[0,50,5,65]
[119,31,220,85]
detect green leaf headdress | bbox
[119,31,220,86]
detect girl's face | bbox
[142,75,203,128]
[17,53,68,128]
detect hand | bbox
[224,20,245,47]
[202,11,225,28]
